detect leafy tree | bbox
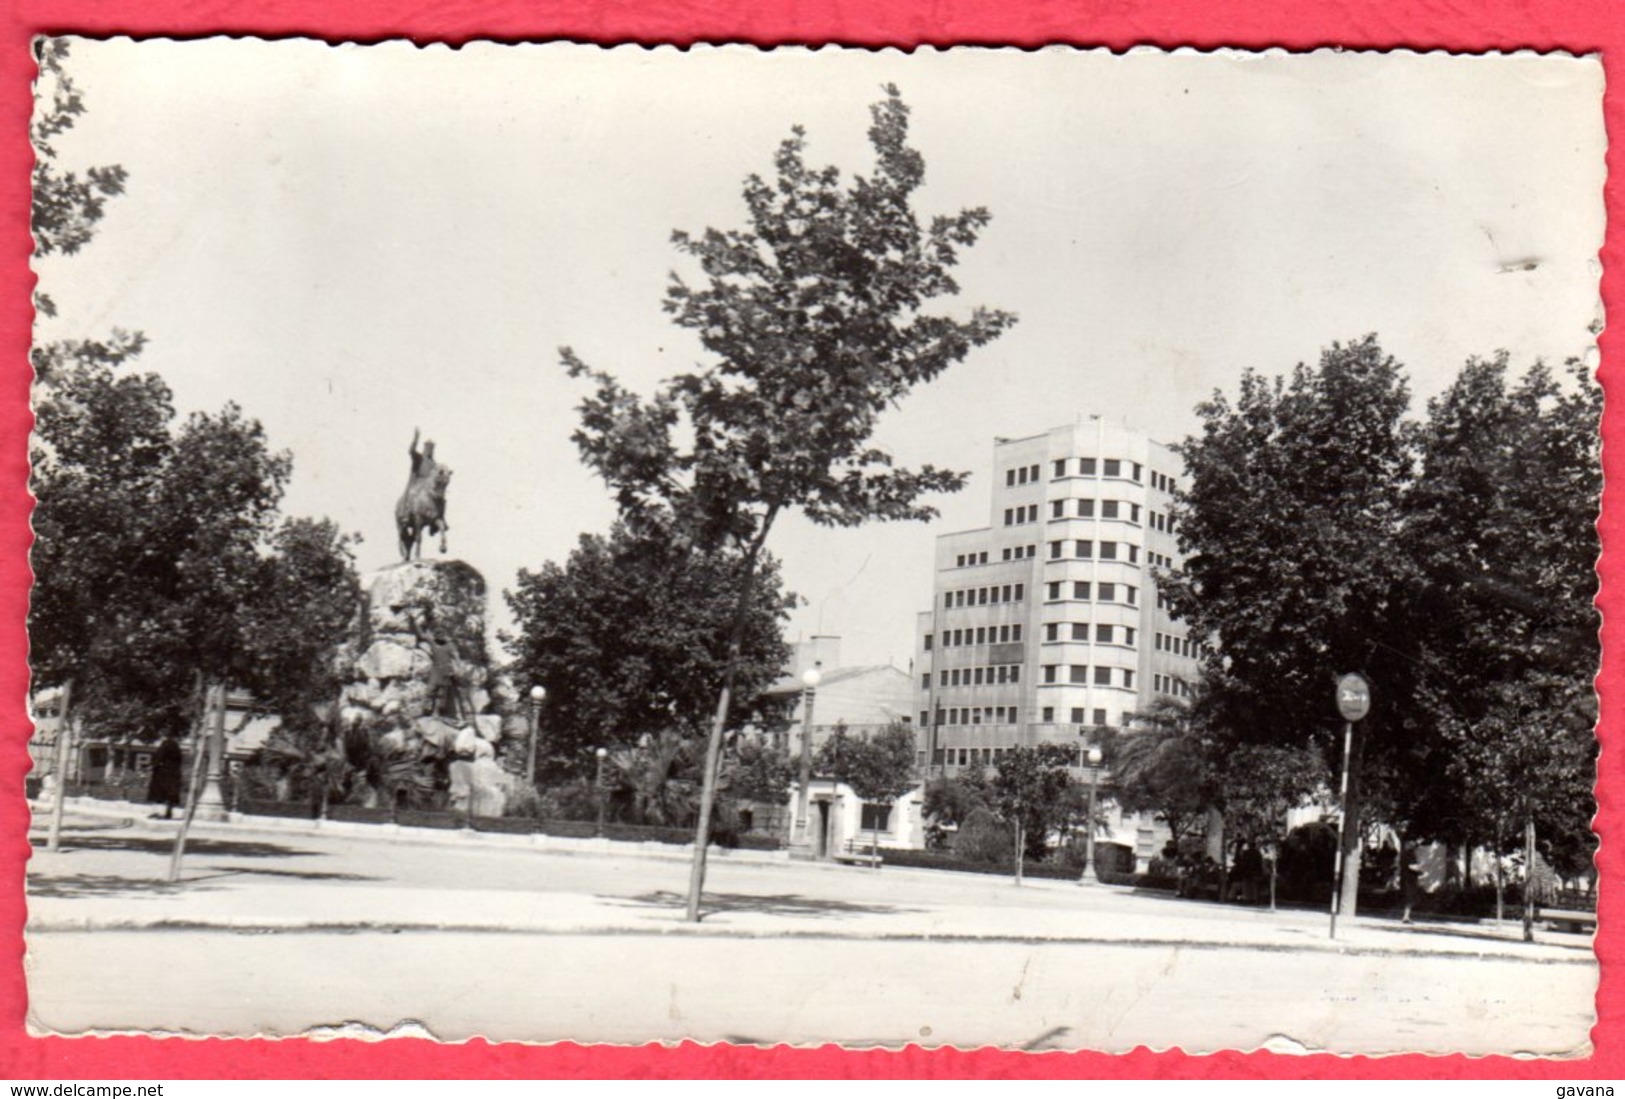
[816,721,918,857]
[1108,697,1219,847]
[1217,743,1329,910]
[560,87,1014,919]
[1167,335,1417,917]
[504,522,793,780]
[31,37,145,381]
[989,744,1076,884]
[1402,355,1600,869]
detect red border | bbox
[1,0,1620,1081]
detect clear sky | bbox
[34,41,1605,671]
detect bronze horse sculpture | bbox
[396,428,452,561]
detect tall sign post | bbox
[1329,673,1371,940]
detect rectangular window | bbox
[1029,465,1040,481]
[1046,582,1061,602]
[973,667,984,685]
[1045,623,1059,642]
[939,670,948,686]
[1006,469,1016,486]
[1126,585,1137,605]
[1010,666,1020,683]
[1096,624,1113,643]
[972,708,982,725]
[1012,625,1023,641]
[1073,581,1090,600]
[921,673,930,689]
[1049,541,1064,560]
[1004,508,1014,526]
[1071,622,1088,641]
[1100,541,1118,560]
[999,625,1011,642]
[1128,545,1139,564]
[975,627,987,644]
[1001,584,1012,602]
[1131,504,1141,523]
[1051,500,1065,519]
[1053,459,1068,478]
[1077,499,1095,518]
[1123,670,1135,689]
[1070,665,1089,685]
[1014,584,1025,601]
[1094,666,1111,685]
[1076,540,1093,558]
[924,633,933,651]
[1070,707,1085,725]
[1002,547,1012,561]
[977,587,988,605]
[1133,462,1143,482]
[919,711,929,727]
[1044,665,1058,684]
[949,669,959,686]
[1104,459,1122,477]
[996,665,1008,684]
[979,552,988,564]
[1094,708,1108,726]
[955,554,965,567]
[1124,627,1136,646]
[1101,500,1120,519]
[1098,583,1116,601]
[1028,504,1040,522]
[944,592,953,609]
[1042,706,1055,723]
[1079,457,1097,475]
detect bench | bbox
[834,841,883,868]
[1538,906,1598,934]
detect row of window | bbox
[1047,540,1141,565]
[1148,550,1173,569]
[928,663,1023,689]
[1154,673,1195,698]
[1006,463,1043,487]
[1049,498,1142,523]
[1150,470,1176,494]
[1053,457,1143,482]
[1155,632,1203,659]
[954,545,1038,568]
[933,705,1021,727]
[1039,706,1125,728]
[942,583,1026,609]
[1043,622,1137,646]
[926,623,1026,650]
[1148,509,1176,534]
[1041,665,1136,688]
[935,743,1108,767]
[1003,504,1041,526]
[1044,580,1140,605]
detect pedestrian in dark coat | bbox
[148,735,183,819]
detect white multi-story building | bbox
[912,417,1203,776]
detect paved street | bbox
[24,806,1598,1054]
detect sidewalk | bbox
[26,800,1595,965]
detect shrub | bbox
[953,807,1014,864]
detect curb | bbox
[23,915,1595,963]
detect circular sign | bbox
[1336,673,1371,723]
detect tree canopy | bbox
[504,522,795,777]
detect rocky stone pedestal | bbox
[337,559,520,814]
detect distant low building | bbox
[755,636,926,856]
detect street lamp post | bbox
[1080,744,1103,885]
[594,746,609,838]
[794,665,822,848]
[525,684,546,785]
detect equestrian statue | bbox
[396,427,452,561]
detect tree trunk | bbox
[1269,852,1278,912]
[1014,819,1025,887]
[1494,822,1506,924]
[685,512,777,924]
[168,680,218,884]
[872,822,881,871]
[1522,816,1537,944]
[44,677,76,854]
